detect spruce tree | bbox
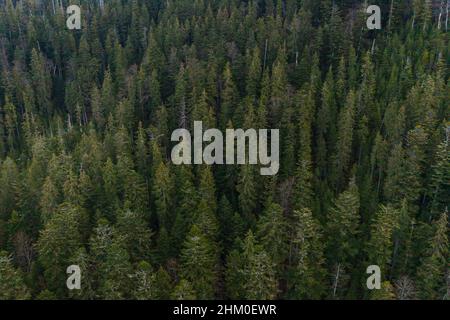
[416,211,449,300]
[180,225,218,299]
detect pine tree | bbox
[416,211,449,299]
[101,158,119,221]
[367,205,400,278]
[132,261,157,300]
[152,159,174,230]
[0,157,20,221]
[171,279,197,300]
[116,210,153,263]
[427,136,450,217]
[3,97,18,152]
[225,230,278,300]
[326,178,360,298]
[384,144,407,205]
[135,122,149,176]
[287,208,326,299]
[0,0,447,301]
[246,47,262,100]
[220,63,239,130]
[89,218,134,299]
[256,201,287,267]
[101,70,115,117]
[0,251,30,299]
[99,239,133,300]
[317,67,337,169]
[192,90,215,130]
[217,196,244,252]
[180,225,218,299]
[237,164,257,226]
[39,176,60,224]
[257,69,271,129]
[332,90,356,191]
[152,267,173,299]
[391,200,415,278]
[69,247,95,300]
[358,52,378,130]
[198,166,217,215]
[91,86,105,129]
[30,49,52,117]
[37,204,84,296]
[270,48,288,126]
[170,167,196,248]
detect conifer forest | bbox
[0,0,448,300]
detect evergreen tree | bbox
[287,208,326,299]
[30,49,52,117]
[256,202,287,267]
[226,231,278,300]
[0,0,446,301]
[332,90,356,191]
[326,178,360,298]
[37,204,84,296]
[171,279,197,300]
[180,225,218,299]
[427,136,450,217]
[367,205,400,278]
[416,211,449,299]
[237,164,257,226]
[152,158,174,230]
[0,252,30,299]
[132,261,157,300]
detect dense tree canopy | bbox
[0,0,448,300]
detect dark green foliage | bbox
[0,252,30,299]
[225,231,278,300]
[0,0,447,300]
[180,225,218,299]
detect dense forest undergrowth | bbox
[0,0,448,300]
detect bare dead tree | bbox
[263,39,268,70]
[278,177,294,214]
[446,0,449,31]
[446,268,450,300]
[333,263,341,298]
[99,0,105,11]
[13,231,34,272]
[438,0,445,29]
[388,0,394,30]
[394,276,417,300]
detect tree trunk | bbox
[333,263,341,298]
[388,0,394,30]
[446,0,449,31]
